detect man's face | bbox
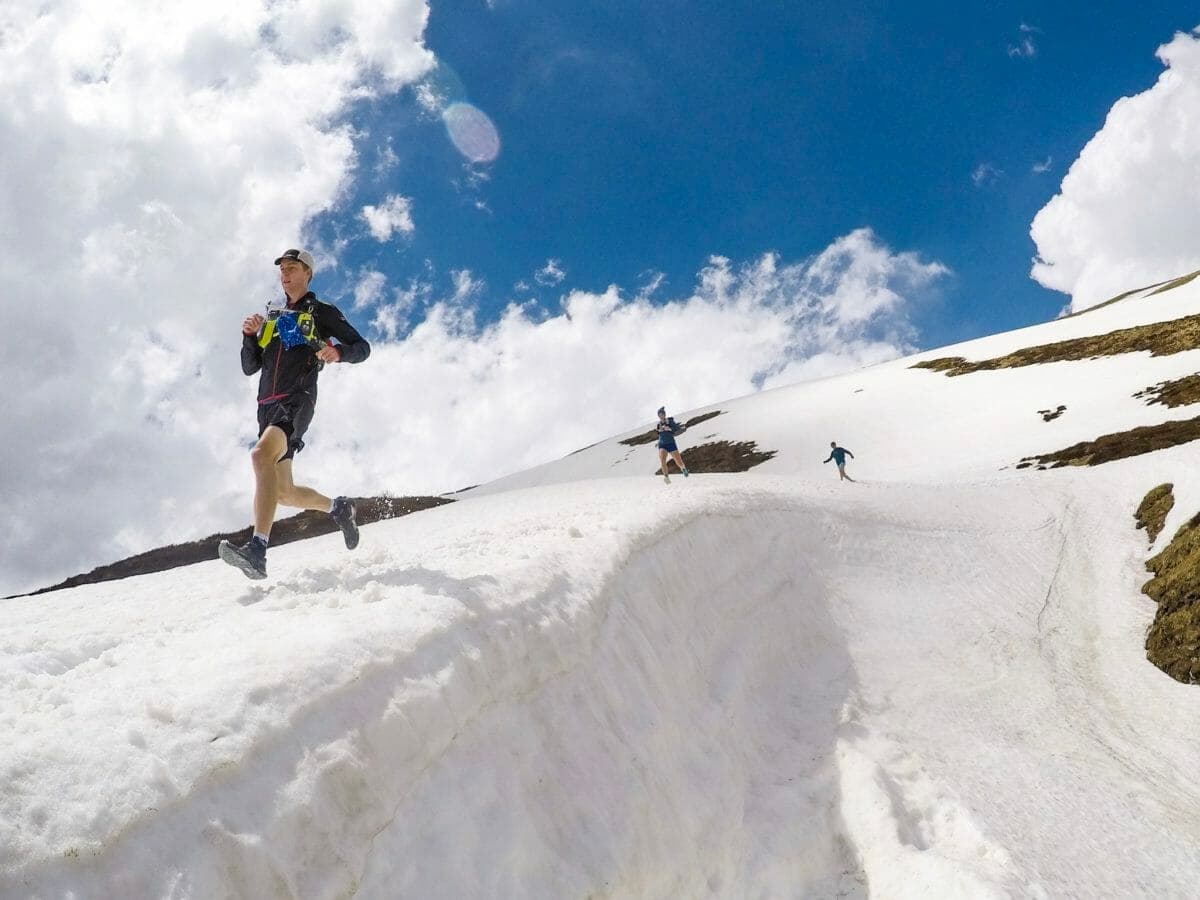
[279,260,311,294]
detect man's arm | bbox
[241,314,264,375]
[823,454,832,463]
[846,449,855,459]
[317,304,371,363]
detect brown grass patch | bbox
[1038,405,1067,422]
[1015,416,1200,469]
[1135,483,1174,545]
[1142,510,1200,683]
[654,440,776,475]
[19,496,453,597]
[621,410,724,446]
[1134,373,1200,408]
[912,312,1200,377]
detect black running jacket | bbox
[240,291,371,405]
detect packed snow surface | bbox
[4,278,1200,897]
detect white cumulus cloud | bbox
[1030,28,1200,311]
[534,259,567,286]
[361,194,416,241]
[354,270,389,309]
[0,0,434,595]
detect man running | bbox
[823,441,855,482]
[656,406,690,484]
[219,248,371,579]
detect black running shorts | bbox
[257,394,316,462]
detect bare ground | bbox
[1142,507,1200,684]
[654,440,777,475]
[15,496,454,598]
[1015,416,1200,470]
[1135,483,1175,545]
[913,312,1200,377]
[1134,373,1200,408]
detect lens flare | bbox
[418,62,468,112]
[443,102,501,164]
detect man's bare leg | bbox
[274,456,360,550]
[219,427,289,578]
[275,459,332,512]
[658,449,671,481]
[250,426,289,537]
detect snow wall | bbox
[14,508,873,898]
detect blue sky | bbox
[313,1,1199,351]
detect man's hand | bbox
[242,313,265,336]
[316,342,341,363]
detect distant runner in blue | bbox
[824,441,856,482]
[655,406,690,484]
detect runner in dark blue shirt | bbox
[823,441,856,482]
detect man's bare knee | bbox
[250,444,278,472]
[251,429,287,471]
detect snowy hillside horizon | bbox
[20,268,1200,596]
[5,271,1200,897]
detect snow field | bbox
[10,474,1199,897]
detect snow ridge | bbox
[2,478,1123,898]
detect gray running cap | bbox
[274,248,315,272]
